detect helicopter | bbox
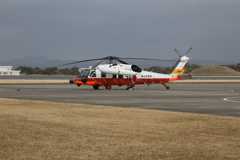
[56,48,192,90]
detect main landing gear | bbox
[126,84,135,90]
[161,83,170,89]
[93,85,100,90]
[105,84,112,90]
[92,84,111,90]
[104,84,136,90]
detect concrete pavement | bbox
[0,82,240,117]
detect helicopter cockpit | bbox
[77,69,90,78]
[77,68,107,78]
[77,69,97,78]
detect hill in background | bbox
[189,66,240,76]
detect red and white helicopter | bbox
[57,48,192,90]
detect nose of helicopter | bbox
[69,78,88,84]
[81,78,88,83]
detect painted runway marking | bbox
[223,97,240,103]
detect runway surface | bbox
[0,83,240,117]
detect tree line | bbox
[16,64,202,75]
[225,63,240,72]
[15,63,239,75]
[16,66,79,75]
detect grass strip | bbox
[0,98,240,159]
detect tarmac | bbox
[0,82,240,117]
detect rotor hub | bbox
[105,56,120,60]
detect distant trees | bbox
[16,66,34,75]
[226,63,240,72]
[15,63,240,75]
[33,67,43,74]
[15,66,80,75]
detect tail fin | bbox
[171,56,189,74]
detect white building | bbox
[0,66,21,76]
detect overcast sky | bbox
[1,0,240,62]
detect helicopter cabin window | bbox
[89,71,96,77]
[112,74,117,79]
[111,75,123,79]
[101,72,106,78]
[118,75,123,79]
[141,75,152,78]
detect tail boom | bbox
[170,55,192,81]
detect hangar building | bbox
[0,66,21,76]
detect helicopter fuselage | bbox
[68,55,192,90]
[69,64,186,90]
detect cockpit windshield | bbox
[78,69,90,77]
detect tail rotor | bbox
[174,47,192,58]
[184,47,192,56]
[174,48,181,57]
[172,47,192,69]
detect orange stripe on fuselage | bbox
[169,77,181,82]
[72,78,176,86]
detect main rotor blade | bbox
[91,59,106,69]
[55,55,177,68]
[172,60,180,69]
[174,48,181,57]
[117,59,128,64]
[55,58,104,67]
[185,47,192,55]
[120,57,176,62]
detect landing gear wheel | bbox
[105,84,112,90]
[93,85,99,90]
[77,83,81,87]
[166,86,170,89]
